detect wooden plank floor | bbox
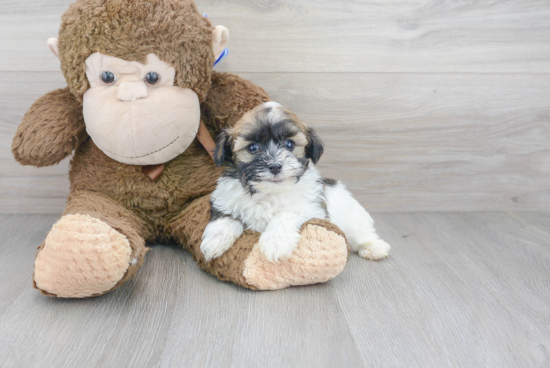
[1,212,548,368]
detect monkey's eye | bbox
[284,140,295,151]
[145,72,160,85]
[101,71,116,85]
[247,143,259,153]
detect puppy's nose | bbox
[117,82,148,101]
[268,163,282,175]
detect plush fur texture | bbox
[82,53,203,165]
[12,88,87,167]
[169,197,348,290]
[243,220,349,290]
[203,102,391,262]
[34,214,133,298]
[13,0,350,297]
[58,0,215,101]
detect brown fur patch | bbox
[233,136,253,153]
[167,195,258,289]
[288,132,307,156]
[201,72,270,132]
[12,87,87,167]
[288,132,308,147]
[224,104,311,164]
[232,137,256,163]
[58,0,215,101]
[230,104,310,140]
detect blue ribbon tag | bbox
[213,48,229,67]
[204,14,228,67]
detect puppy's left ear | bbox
[214,130,234,166]
[305,127,324,164]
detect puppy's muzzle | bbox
[268,163,282,175]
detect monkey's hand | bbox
[12,87,87,167]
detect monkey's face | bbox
[82,53,200,165]
[48,0,230,166]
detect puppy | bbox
[201,102,391,262]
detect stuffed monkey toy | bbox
[12,0,348,298]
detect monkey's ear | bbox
[214,130,234,167]
[212,26,229,61]
[305,127,324,164]
[47,38,59,59]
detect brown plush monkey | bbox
[12,0,348,298]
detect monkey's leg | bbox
[33,191,151,298]
[167,196,349,290]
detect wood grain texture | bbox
[0,213,548,368]
[1,0,549,73]
[2,72,549,213]
[335,212,550,367]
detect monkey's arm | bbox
[12,87,87,167]
[201,71,270,133]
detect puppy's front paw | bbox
[201,218,243,261]
[358,239,391,260]
[259,231,301,262]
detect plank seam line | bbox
[329,281,369,367]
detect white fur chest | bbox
[211,167,327,232]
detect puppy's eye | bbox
[145,72,160,85]
[284,140,295,151]
[247,143,259,153]
[101,71,116,85]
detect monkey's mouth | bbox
[97,136,181,160]
[83,77,201,166]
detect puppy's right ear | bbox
[214,130,234,166]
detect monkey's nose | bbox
[268,163,282,175]
[117,82,148,101]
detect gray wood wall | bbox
[1,0,549,213]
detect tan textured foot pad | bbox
[242,224,348,290]
[34,214,132,298]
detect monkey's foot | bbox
[34,214,133,298]
[242,219,348,290]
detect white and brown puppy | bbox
[201,102,391,262]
